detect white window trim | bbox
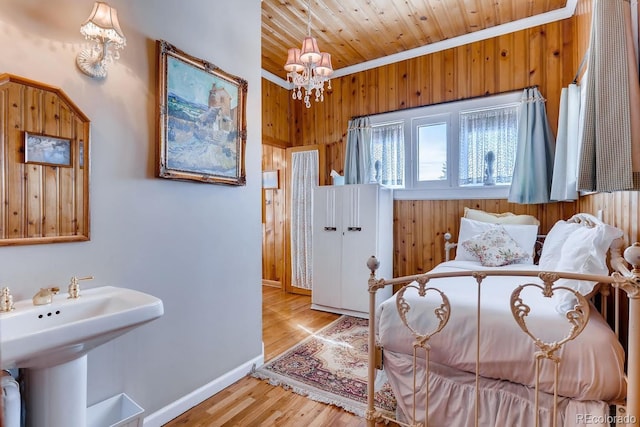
[369,90,522,200]
[394,186,511,200]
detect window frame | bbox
[369,90,522,200]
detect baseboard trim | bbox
[142,350,264,426]
[262,280,281,288]
[310,303,368,319]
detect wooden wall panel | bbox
[261,144,287,284]
[393,200,578,277]
[5,84,24,239]
[262,78,293,148]
[75,118,87,236]
[580,193,640,248]
[42,92,61,237]
[574,0,593,69]
[58,104,76,237]
[0,75,90,245]
[293,18,577,170]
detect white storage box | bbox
[87,393,144,427]
[332,175,345,185]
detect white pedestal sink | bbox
[0,286,164,427]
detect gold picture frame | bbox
[157,40,247,185]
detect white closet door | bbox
[341,184,379,313]
[312,186,342,309]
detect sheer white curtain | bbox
[290,150,318,290]
[459,106,519,186]
[370,122,404,186]
[550,84,581,201]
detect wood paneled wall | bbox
[262,79,294,148]
[394,200,577,277]
[293,18,579,183]
[262,144,287,283]
[0,75,90,246]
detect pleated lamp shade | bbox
[284,48,305,72]
[299,36,321,64]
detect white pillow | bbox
[540,220,623,313]
[456,218,539,264]
[538,220,582,270]
[464,207,540,226]
[461,225,531,267]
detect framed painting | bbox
[157,40,247,185]
[24,132,72,167]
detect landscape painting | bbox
[157,40,247,185]
[24,132,72,167]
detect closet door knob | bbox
[324,227,337,231]
[347,227,362,232]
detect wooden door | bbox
[284,145,326,295]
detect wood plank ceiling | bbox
[262,0,569,80]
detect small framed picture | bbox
[79,141,84,168]
[24,132,72,167]
[262,170,279,189]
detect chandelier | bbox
[284,0,334,108]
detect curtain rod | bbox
[350,85,539,121]
[573,48,589,84]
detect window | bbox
[369,90,522,199]
[413,114,451,188]
[417,121,447,182]
[458,104,519,187]
[370,121,405,187]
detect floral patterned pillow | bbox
[461,225,530,267]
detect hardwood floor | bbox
[164,286,391,426]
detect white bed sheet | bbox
[376,260,626,402]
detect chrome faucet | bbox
[68,275,93,299]
[0,287,15,312]
[32,287,60,306]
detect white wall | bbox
[0,0,262,423]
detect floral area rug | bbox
[251,315,396,417]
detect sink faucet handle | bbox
[33,287,58,306]
[68,275,93,299]
[0,287,15,312]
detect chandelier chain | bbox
[307,0,312,37]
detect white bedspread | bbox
[385,356,611,426]
[376,261,626,402]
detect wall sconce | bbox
[76,2,126,79]
[262,170,280,189]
